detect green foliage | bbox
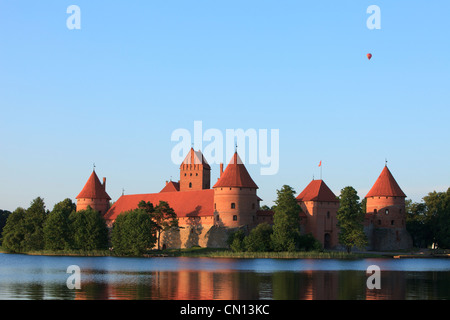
[43,198,75,250]
[227,229,246,252]
[138,200,179,250]
[270,185,302,252]
[243,223,273,252]
[2,197,48,252]
[297,233,323,251]
[423,188,450,249]
[69,206,109,251]
[1,207,27,252]
[406,200,432,248]
[111,209,157,256]
[336,186,367,253]
[0,209,11,245]
[23,197,47,251]
[406,188,450,249]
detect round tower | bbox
[365,165,412,250]
[76,170,111,215]
[365,165,407,229]
[213,152,259,228]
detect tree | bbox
[23,197,48,251]
[423,188,450,249]
[0,209,11,245]
[270,185,302,252]
[43,198,76,250]
[227,229,245,252]
[69,206,109,251]
[336,186,367,253]
[1,197,48,252]
[111,209,157,256]
[138,200,179,250]
[406,199,432,248]
[244,223,273,252]
[1,207,27,252]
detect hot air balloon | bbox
[367,53,372,60]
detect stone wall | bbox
[161,224,231,249]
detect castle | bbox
[75,148,412,251]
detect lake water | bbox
[1,253,450,300]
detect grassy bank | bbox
[0,245,385,259]
[149,247,385,259]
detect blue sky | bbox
[0,1,449,212]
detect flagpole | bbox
[320,163,322,180]
[319,160,322,180]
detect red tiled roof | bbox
[160,181,180,193]
[365,166,406,198]
[296,180,338,202]
[104,189,214,221]
[181,148,211,170]
[256,210,274,216]
[76,170,111,200]
[213,152,258,189]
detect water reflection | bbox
[1,254,450,300]
[70,270,450,300]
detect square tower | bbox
[179,148,211,191]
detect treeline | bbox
[0,197,178,256]
[405,188,450,249]
[1,198,108,252]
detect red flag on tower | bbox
[318,161,322,167]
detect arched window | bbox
[189,182,192,188]
[233,215,237,221]
[374,209,378,214]
[231,203,236,209]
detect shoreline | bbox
[2,246,447,259]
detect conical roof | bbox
[365,166,406,198]
[296,179,339,202]
[76,170,111,200]
[181,148,211,169]
[213,152,258,189]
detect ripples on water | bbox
[0,253,449,300]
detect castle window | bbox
[190,173,192,176]
[374,209,378,214]
[189,182,192,188]
[385,209,389,215]
[233,215,237,221]
[216,214,220,221]
[231,203,236,209]
[196,173,198,176]
[391,220,395,226]
[184,173,187,176]
[214,203,216,209]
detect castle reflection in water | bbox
[71,269,450,300]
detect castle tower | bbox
[179,148,211,191]
[213,152,259,228]
[365,165,412,250]
[296,179,340,249]
[76,170,111,215]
